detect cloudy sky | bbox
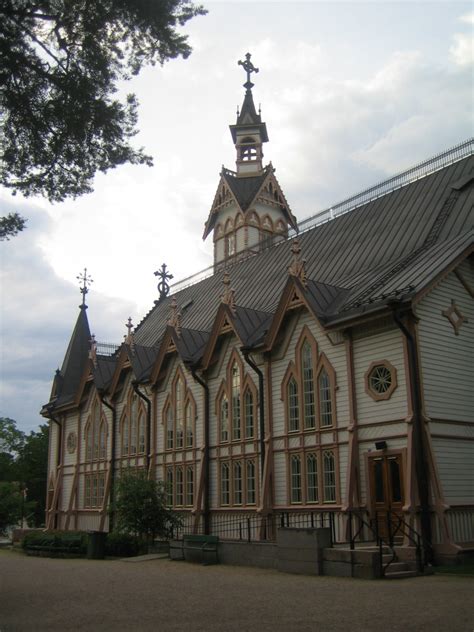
[0,1,472,433]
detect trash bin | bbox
[87,531,107,560]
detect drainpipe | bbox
[132,382,152,473]
[48,411,62,530]
[392,306,433,563]
[242,349,265,478]
[190,368,210,535]
[99,394,116,533]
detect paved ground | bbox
[0,549,473,632]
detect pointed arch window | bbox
[244,388,254,439]
[85,398,107,462]
[138,413,145,454]
[163,369,196,451]
[99,421,107,460]
[121,391,145,458]
[231,363,241,441]
[220,395,229,442]
[319,367,333,427]
[122,414,129,456]
[86,422,93,461]
[302,341,315,429]
[288,376,299,432]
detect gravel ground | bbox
[0,549,473,632]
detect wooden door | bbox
[368,454,404,543]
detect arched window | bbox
[290,454,302,503]
[130,414,137,456]
[185,402,193,448]
[99,421,107,460]
[138,413,145,454]
[122,414,129,456]
[166,405,173,450]
[220,395,229,442]
[86,423,93,461]
[244,388,254,439]
[231,363,241,441]
[288,376,299,432]
[319,367,333,427]
[176,378,184,449]
[302,341,315,429]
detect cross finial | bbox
[238,52,259,90]
[89,333,97,368]
[167,296,182,336]
[76,268,93,308]
[154,263,173,303]
[221,270,236,312]
[288,239,307,287]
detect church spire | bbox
[230,53,268,175]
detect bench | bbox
[170,534,219,564]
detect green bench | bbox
[170,534,219,564]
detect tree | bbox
[0,212,26,241]
[0,418,48,527]
[113,469,180,542]
[0,0,206,234]
[0,482,23,534]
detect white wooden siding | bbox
[432,438,474,504]
[417,261,474,422]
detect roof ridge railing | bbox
[96,341,121,356]
[171,137,473,294]
[294,137,473,235]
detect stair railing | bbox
[347,510,394,578]
[386,510,424,573]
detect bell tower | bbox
[230,53,268,175]
[203,54,297,268]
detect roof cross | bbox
[76,268,93,308]
[238,52,259,90]
[154,263,173,303]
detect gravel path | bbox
[0,550,472,631]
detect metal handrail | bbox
[386,510,424,573]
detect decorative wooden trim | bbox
[442,300,468,336]
[454,268,474,298]
[364,359,398,401]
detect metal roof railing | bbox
[170,137,473,294]
[96,341,121,356]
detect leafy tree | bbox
[0,0,206,235]
[0,212,27,241]
[112,469,180,543]
[0,418,48,527]
[0,482,23,534]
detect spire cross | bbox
[238,52,259,90]
[76,268,93,307]
[154,263,173,303]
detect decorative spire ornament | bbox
[238,52,259,90]
[167,297,182,337]
[124,317,135,351]
[89,334,98,368]
[288,239,307,287]
[76,268,93,308]
[221,270,236,312]
[154,263,173,303]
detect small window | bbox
[176,467,184,506]
[221,462,230,505]
[185,402,193,448]
[365,361,398,401]
[306,453,319,503]
[186,466,194,506]
[166,468,173,506]
[246,460,256,505]
[319,368,333,427]
[244,389,254,439]
[234,461,242,505]
[323,451,336,503]
[220,395,229,442]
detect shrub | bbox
[105,532,145,557]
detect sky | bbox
[0,1,473,433]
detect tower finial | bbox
[125,317,135,350]
[76,268,93,308]
[167,296,182,336]
[288,239,307,287]
[221,270,236,312]
[154,263,173,304]
[89,333,97,368]
[238,52,259,90]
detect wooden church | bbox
[42,54,474,564]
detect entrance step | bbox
[384,569,418,579]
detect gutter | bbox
[241,349,265,478]
[132,382,152,473]
[391,305,433,563]
[99,394,116,533]
[190,367,210,535]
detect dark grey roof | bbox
[224,166,270,212]
[93,355,116,391]
[128,344,160,382]
[135,153,474,348]
[232,306,274,347]
[175,328,209,365]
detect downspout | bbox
[48,411,62,530]
[392,306,433,563]
[191,368,210,535]
[99,394,116,532]
[242,349,265,478]
[132,382,152,473]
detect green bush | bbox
[22,530,88,555]
[105,531,145,557]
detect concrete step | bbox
[384,569,418,579]
[384,561,410,572]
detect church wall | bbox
[270,309,350,508]
[416,260,474,423]
[353,326,408,425]
[432,438,474,504]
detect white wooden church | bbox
[42,54,474,565]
